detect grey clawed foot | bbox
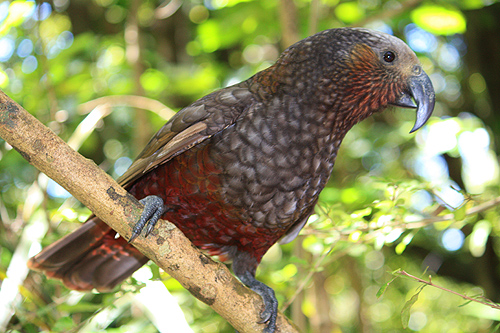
[238,270,278,333]
[129,195,166,243]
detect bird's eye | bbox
[383,51,396,63]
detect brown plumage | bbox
[28,28,434,332]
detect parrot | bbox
[28,27,435,332]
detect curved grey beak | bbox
[392,71,436,133]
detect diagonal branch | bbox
[396,269,500,310]
[0,90,298,333]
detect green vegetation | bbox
[1,0,500,332]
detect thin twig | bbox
[396,269,500,310]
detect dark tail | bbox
[28,218,148,292]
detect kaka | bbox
[28,28,435,332]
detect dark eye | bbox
[383,51,396,63]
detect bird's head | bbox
[269,28,435,133]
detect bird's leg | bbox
[239,270,278,326]
[129,195,166,243]
[232,253,278,333]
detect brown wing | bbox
[117,83,256,188]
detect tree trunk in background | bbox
[126,0,150,152]
[344,256,371,333]
[463,3,500,154]
[291,242,308,332]
[279,0,300,49]
[311,271,334,332]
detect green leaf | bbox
[374,200,393,211]
[396,198,406,206]
[401,285,425,328]
[411,5,466,35]
[351,207,372,218]
[401,294,417,328]
[453,204,467,221]
[395,242,407,255]
[377,276,398,298]
[396,232,415,255]
[458,299,474,307]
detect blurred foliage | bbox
[1,0,500,332]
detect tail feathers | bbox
[28,219,148,292]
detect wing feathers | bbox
[118,83,255,188]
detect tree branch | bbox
[78,95,176,120]
[0,90,298,333]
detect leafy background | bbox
[1,0,500,332]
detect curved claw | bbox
[129,195,165,243]
[236,270,278,332]
[257,289,278,324]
